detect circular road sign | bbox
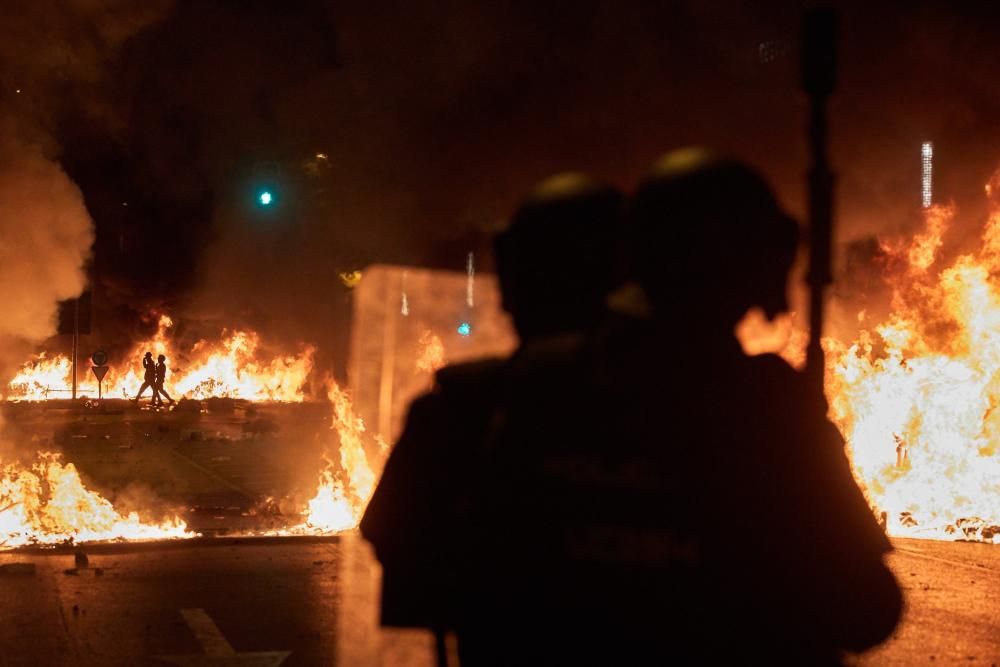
[91,349,109,366]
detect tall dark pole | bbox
[72,297,79,400]
[802,7,837,398]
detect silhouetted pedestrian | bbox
[132,352,156,404]
[465,148,902,665]
[152,354,175,407]
[359,172,623,662]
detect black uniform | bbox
[463,314,897,666]
[360,171,623,653]
[451,150,898,665]
[360,357,507,631]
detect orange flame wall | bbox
[826,195,1000,543]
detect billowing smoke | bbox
[4,2,1000,387]
[0,117,93,374]
[0,1,174,383]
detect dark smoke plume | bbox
[7,1,1000,383]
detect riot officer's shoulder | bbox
[434,357,508,396]
[510,332,589,376]
[743,352,804,393]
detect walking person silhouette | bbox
[152,354,175,407]
[132,352,156,404]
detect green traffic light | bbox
[259,191,273,206]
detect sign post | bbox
[91,350,109,403]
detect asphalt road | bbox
[0,537,342,666]
[0,534,997,666]
[855,538,1000,666]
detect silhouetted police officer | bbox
[466,148,901,665]
[359,173,623,661]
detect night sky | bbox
[3,0,1000,373]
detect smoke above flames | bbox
[0,119,92,345]
[0,1,175,380]
[0,114,90,388]
[0,2,996,387]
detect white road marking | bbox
[154,608,291,666]
[182,609,235,657]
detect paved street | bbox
[0,534,997,666]
[0,538,342,666]
[856,539,1000,666]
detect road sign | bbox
[91,349,108,366]
[92,365,109,382]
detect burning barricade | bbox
[5,315,315,403]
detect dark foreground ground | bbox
[0,535,997,666]
[1,401,998,665]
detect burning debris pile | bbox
[0,376,384,549]
[0,452,191,548]
[6,315,315,403]
[825,169,1000,543]
[281,380,385,535]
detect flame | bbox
[5,315,314,402]
[297,380,384,533]
[736,309,806,369]
[7,353,75,401]
[827,194,1000,543]
[415,329,446,374]
[171,331,314,402]
[0,452,192,548]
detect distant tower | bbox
[921,141,933,208]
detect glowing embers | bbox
[0,452,192,548]
[826,185,1000,543]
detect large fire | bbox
[6,315,314,402]
[8,185,999,549]
[287,380,384,534]
[0,377,381,549]
[0,452,191,548]
[825,175,1000,543]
